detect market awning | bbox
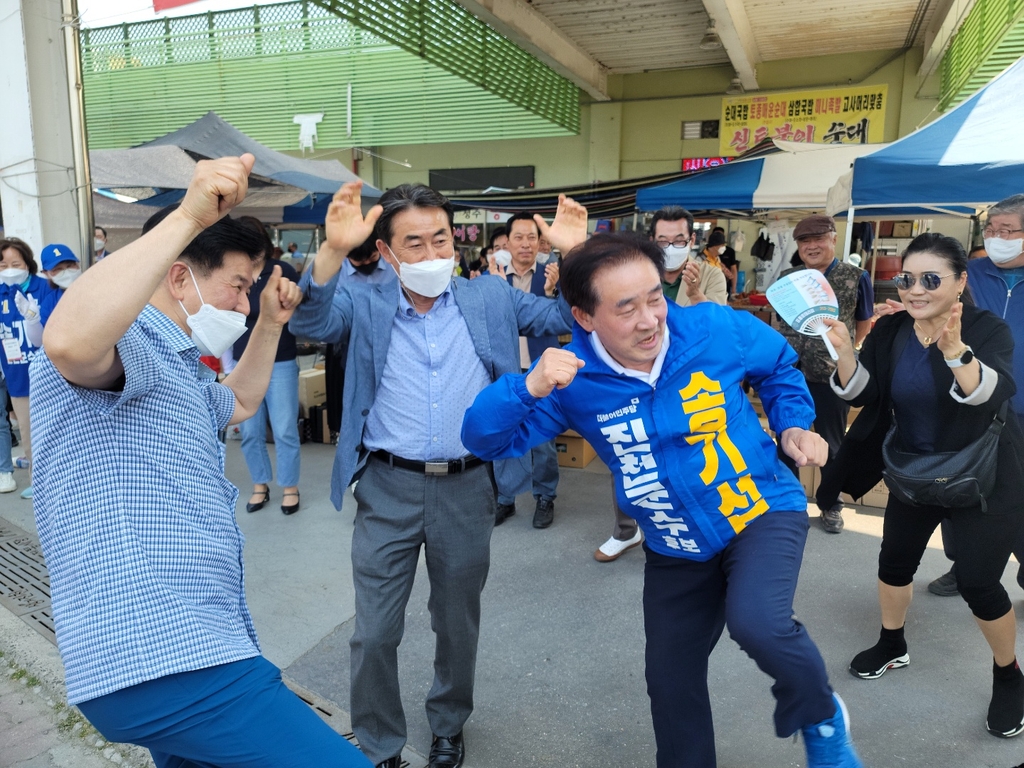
[827,57,1024,218]
[636,140,881,215]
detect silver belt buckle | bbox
[425,461,449,476]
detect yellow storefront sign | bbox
[720,84,888,156]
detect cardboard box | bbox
[747,390,766,418]
[298,369,327,416]
[555,429,597,468]
[892,221,913,238]
[799,464,819,501]
[858,480,890,509]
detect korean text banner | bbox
[720,84,888,156]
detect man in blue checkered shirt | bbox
[31,155,371,768]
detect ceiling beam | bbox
[452,0,609,101]
[700,0,760,91]
[919,0,977,78]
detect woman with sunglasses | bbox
[824,233,1024,738]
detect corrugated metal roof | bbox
[529,0,730,73]
[527,0,938,73]
[744,0,939,61]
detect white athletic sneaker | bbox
[594,529,644,562]
[0,472,16,493]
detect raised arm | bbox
[223,266,302,424]
[44,155,256,389]
[462,347,582,460]
[310,182,382,287]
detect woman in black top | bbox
[824,233,1024,739]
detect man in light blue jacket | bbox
[289,182,585,768]
[462,232,863,768]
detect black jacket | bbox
[830,306,1024,510]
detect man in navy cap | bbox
[777,214,874,534]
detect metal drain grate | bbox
[284,679,418,768]
[0,519,55,644]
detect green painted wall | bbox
[368,48,941,190]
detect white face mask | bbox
[661,243,691,271]
[390,251,454,298]
[177,267,248,357]
[493,249,512,268]
[94,238,106,252]
[51,268,81,289]
[717,245,727,256]
[984,237,1024,264]
[0,268,29,287]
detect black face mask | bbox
[352,259,379,275]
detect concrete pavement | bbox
[2,435,1024,767]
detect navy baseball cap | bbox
[40,244,79,271]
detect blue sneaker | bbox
[802,693,864,768]
[19,485,32,500]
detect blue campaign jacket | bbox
[462,301,814,560]
[289,270,574,510]
[0,275,56,397]
[507,267,560,363]
[967,257,1024,415]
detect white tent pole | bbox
[842,207,855,260]
[871,220,880,283]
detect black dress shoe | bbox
[246,487,270,513]
[375,758,401,768]
[429,732,464,768]
[281,490,300,515]
[495,502,515,526]
[533,497,554,529]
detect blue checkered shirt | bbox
[30,305,259,704]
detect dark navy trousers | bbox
[78,656,371,768]
[643,511,834,768]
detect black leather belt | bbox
[371,450,485,475]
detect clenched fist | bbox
[526,347,585,398]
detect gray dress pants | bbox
[349,456,496,765]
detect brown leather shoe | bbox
[593,530,643,562]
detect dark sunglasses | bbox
[892,272,955,291]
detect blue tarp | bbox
[635,159,763,211]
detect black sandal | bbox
[282,490,300,516]
[246,486,270,513]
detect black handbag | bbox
[881,401,1007,512]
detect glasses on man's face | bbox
[982,226,1024,239]
[892,272,955,291]
[656,236,690,249]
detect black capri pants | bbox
[878,493,1022,621]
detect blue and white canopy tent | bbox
[635,139,879,218]
[826,56,1024,252]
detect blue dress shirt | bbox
[362,285,491,460]
[30,305,259,704]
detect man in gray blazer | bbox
[289,183,586,768]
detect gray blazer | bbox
[289,270,574,509]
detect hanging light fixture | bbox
[726,76,744,95]
[699,20,723,50]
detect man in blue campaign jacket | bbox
[461,232,863,768]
